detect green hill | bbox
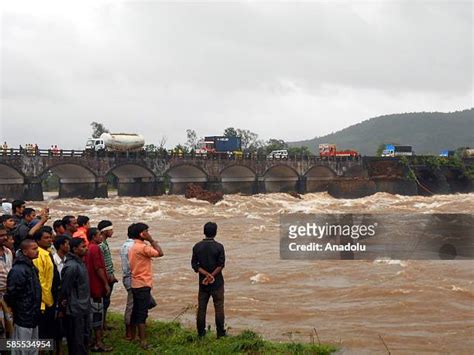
[288,109,474,155]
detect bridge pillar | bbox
[156,177,166,195]
[206,176,223,193]
[95,177,109,198]
[117,178,161,197]
[297,176,307,194]
[255,177,266,194]
[23,177,44,201]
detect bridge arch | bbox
[40,162,98,199]
[107,163,156,180]
[263,164,300,193]
[107,163,158,197]
[220,165,256,181]
[0,164,24,199]
[41,162,97,183]
[220,165,257,195]
[304,165,337,193]
[165,164,208,195]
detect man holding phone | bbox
[128,223,164,349]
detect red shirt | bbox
[84,243,106,299]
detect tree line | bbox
[163,127,311,155]
[90,122,312,156]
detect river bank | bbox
[102,313,336,354]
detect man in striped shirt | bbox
[98,220,117,330]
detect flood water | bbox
[36,192,474,354]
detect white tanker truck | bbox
[85,133,145,152]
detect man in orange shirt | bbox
[128,223,163,349]
[73,216,90,247]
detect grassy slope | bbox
[102,313,336,354]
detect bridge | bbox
[0,149,367,200]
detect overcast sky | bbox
[1,0,472,149]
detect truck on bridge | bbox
[319,144,359,158]
[85,133,145,152]
[381,144,413,157]
[196,136,242,158]
[439,150,455,157]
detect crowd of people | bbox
[0,199,226,354]
[1,143,62,156]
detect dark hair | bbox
[19,238,37,251]
[23,208,36,218]
[53,219,63,231]
[69,237,84,252]
[204,222,217,238]
[0,214,12,223]
[53,235,70,251]
[97,220,112,231]
[0,224,6,232]
[87,227,100,242]
[12,200,25,212]
[129,223,148,239]
[77,215,90,227]
[33,227,52,241]
[42,225,53,234]
[127,223,135,238]
[61,215,75,228]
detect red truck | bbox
[319,144,359,158]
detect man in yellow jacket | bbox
[33,227,60,342]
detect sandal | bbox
[90,345,113,352]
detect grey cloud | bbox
[1,1,472,148]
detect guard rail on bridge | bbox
[0,148,362,162]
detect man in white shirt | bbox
[52,235,70,276]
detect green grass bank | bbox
[101,313,337,354]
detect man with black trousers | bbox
[59,238,91,355]
[191,222,226,338]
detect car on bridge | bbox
[267,150,289,160]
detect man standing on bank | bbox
[128,223,164,349]
[191,222,226,338]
